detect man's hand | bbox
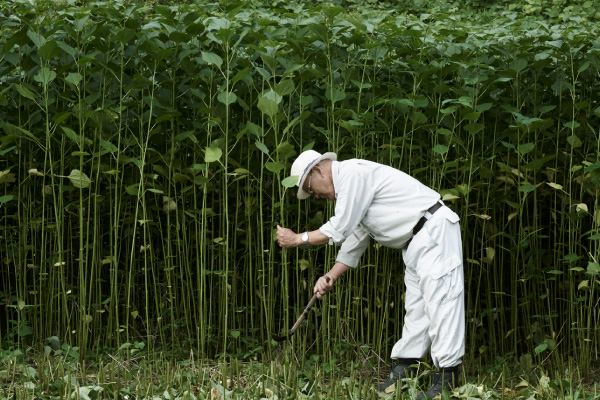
[277,225,302,248]
[314,275,335,300]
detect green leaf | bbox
[517,143,535,155]
[463,111,481,121]
[37,40,60,61]
[299,259,310,271]
[232,67,249,85]
[476,103,493,112]
[258,96,278,118]
[65,72,83,87]
[62,127,80,144]
[27,30,46,47]
[510,58,528,73]
[205,147,223,163]
[0,170,16,184]
[126,184,140,196]
[587,262,600,276]
[547,40,563,48]
[174,131,198,143]
[119,342,132,350]
[432,144,448,155]
[45,336,61,351]
[518,184,537,193]
[0,195,15,204]
[22,366,38,380]
[68,169,91,189]
[263,90,282,104]
[56,40,76,57]
[246,122,263,137]
[14,84,37,100]
[275,79,295,96]
[255,66,271,80]
[410,111,427,125]
[194,176,209,185]
[201,51,223,68]
[115,28,136,43]
[564,121,580,130]
[513,112,543,127]
[18,325,33,337]
[577,61,590,74]
[255,140,269,155]
[534,343,548,354]
[567,135,582,148]
[282,175,298,188]
[217,91,237,105]
[326,87,346,104]
[538,105,556,114]
[100,139,118,153]
[34,67,57,86]
[229,330,240,339]
[265,162,284,173]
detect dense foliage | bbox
[1,0,599,381]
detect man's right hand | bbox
[314,275,335,299]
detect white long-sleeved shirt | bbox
[319,159,440,268]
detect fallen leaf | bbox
[28,168,44,177]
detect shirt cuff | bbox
[319,222,347,245]
[336,251,361,268]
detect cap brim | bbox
[296,152,337,199]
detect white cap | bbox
[290,150,337,199]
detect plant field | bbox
[1,0,600,398]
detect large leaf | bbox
[27,30,46,47]
[518,184,537,194]
[217,91,237,105]
[34,68,57,86]
[255,141,269,155]
[65,72,83,87]
[68,169,91,189]
[282,175,299,188]
[265,162,284,173]
[257,96,278,118]
[38,40,60,61]
[205,147,222,163]
[14,84,37,100]
[0,170,16,184]
[0,195,15,204]
[275,80,295,96]
[100,139,118,153]
[517,143,535,155]
[202,51,223,68]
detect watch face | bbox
[302,232,308,243]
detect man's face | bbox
[303,168,335,200]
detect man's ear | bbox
[313,165,325,177]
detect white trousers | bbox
[390,206,465,368]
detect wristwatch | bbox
[301,231,309,245]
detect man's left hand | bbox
[277,225,302,248]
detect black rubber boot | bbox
[416,366,459,399]
[375,358,419,394]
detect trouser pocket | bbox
[429,253,463,305]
